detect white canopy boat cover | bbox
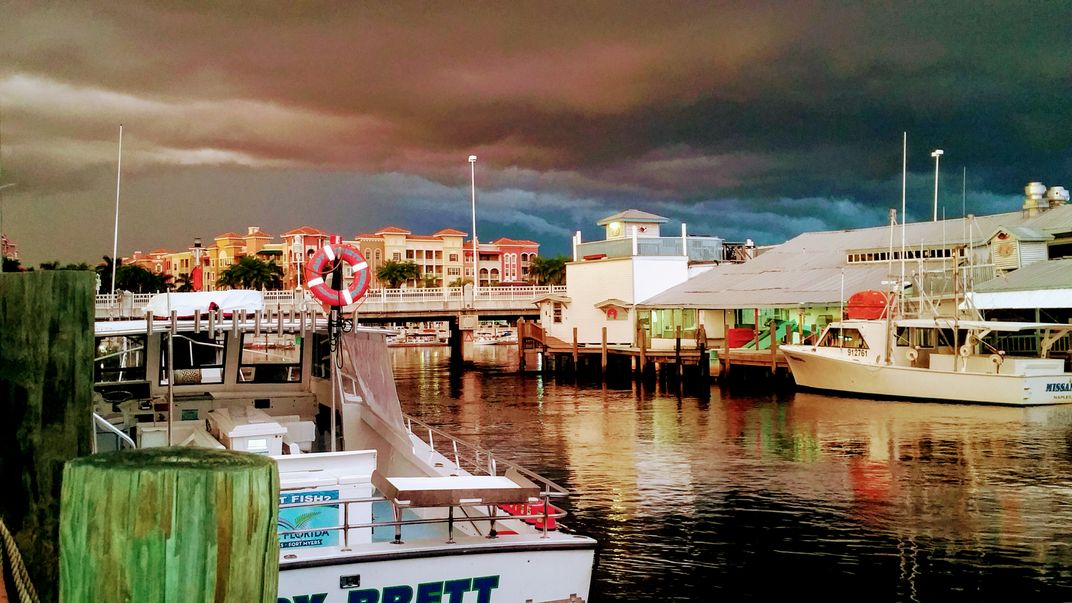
[143,290,265,318]
[893,318,1072,333]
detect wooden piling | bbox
[601,326,608,377]
[638,322,647,380]
[60,448,279,602]
[0,272,94,603]
[770,320,778,374]
[572,327,579,366]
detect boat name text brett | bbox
[279,575,501,603]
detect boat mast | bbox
[900,132,907,316]
[885,209,896,364]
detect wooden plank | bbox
[0,272,95,603]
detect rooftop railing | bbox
[574,235,743,262]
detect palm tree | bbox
[173,272,195,292]
[217,256,284,290]
[376,260,421,289]
[115,264,172,293]
[527,255,568,286]
[96,255,119,292]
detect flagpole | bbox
[110,124,124,301]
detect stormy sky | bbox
[2,2,1070,266]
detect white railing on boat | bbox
[277,492,568,550]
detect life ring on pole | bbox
[304,244,370,307]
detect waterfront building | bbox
[536,209,749,350]
[120,224,541,292]
[126,248,172,275]
[356,226,469,288]
[281,226,333,290]
[639,182,1072,353]
[464,237,540,287]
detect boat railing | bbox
[403,413,572,501]
[277,492,568,553]
[990,332,1072,355]
[91,412,136,453]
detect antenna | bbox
[110,124,124,302]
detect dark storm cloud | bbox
[0,1,1069,264]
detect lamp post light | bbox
[931,149,944,222]
[469,154,478,296]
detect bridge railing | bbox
[95,285,566,318]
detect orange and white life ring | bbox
[304,244,370,307]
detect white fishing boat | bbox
[780,293,1072,406]
[92,290,596,602]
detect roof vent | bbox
[1045,186,1069,208]
[1023,182,1046,217]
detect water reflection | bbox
[391,346,1072,601]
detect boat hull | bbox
[781,345,1072,406]
[279,542,595,602]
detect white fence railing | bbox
[95,286,566,318]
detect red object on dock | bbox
[727,327,756,348]
[845,290,892,320]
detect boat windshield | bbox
[818,327,868,349]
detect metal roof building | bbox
[639,204,1072,310]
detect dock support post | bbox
[675,326,683,386]
[517,318,526,372]
[449,316,463,369]
[770,320,778,374]
[572,327,579,378]
[638,321,647,381]
[1,271,94,603]
[601,326,608,380]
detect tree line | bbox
[3,253,570,291]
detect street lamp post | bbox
[931,149,944,222]
[469,155,478,296]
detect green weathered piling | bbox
[59,447,279,603]
[0,272,95,602]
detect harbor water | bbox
[392,345,1072,602]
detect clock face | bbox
[608,222,622,237]
[996,242,1014,257]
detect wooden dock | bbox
[516,319,790,388]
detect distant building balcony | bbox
[575,236,745,263]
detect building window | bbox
[406,250,414,259]
[553,302,563,323]
[449,253,459,262]
[448,267,460,276]
[393,252,401,261]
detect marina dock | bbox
[517,318,791,388]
